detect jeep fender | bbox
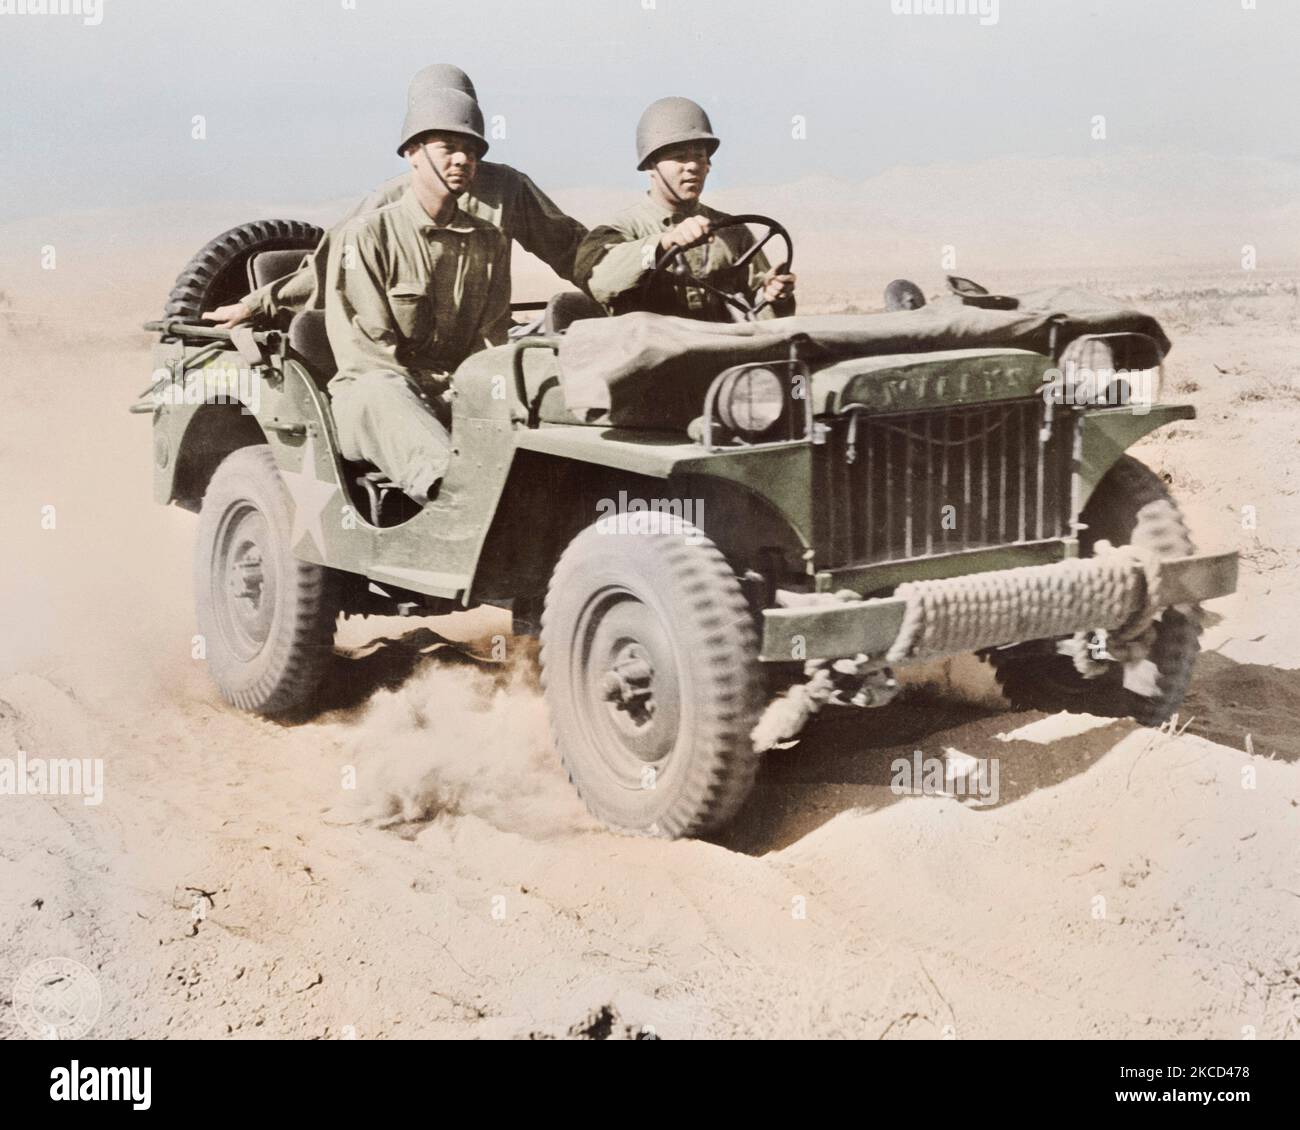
[1077,404,1195,511]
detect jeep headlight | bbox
[1058,333,1164,411]
[716,366,784,436]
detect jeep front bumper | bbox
[759,549,1238,664]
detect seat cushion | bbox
[543,290,606,335]
[247,248,310,293]
[287,310,336,385]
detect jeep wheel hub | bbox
[577,591,682,776]
[213,503,277,661]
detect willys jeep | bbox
[136,216,1237,839]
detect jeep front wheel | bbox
[194,445,339,716]
[539,520,763,838]
[985,455,1200,725]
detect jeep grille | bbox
[816,399,1074,568]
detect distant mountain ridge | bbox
[2,148,1296,323]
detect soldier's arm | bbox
[242,174,412,320]
[476,232,514,350]
[324,227,409,384]
[504,169,588,287]
[241,245,321,320]
[576,223,662,307]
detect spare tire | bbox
[164,218,324,320]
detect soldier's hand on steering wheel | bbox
[659,215,713,252]
[651,213,793,320]
[762,268,796,304]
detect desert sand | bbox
[1,206,1297,1039]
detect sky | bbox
[2,0,1299,224]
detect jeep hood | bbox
[555,286,1171,427]
[812,348,1054,415]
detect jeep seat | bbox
[543,290,605,335]
[247,248,310,293]
[280,310,419,522]
[249,249,338,383]
[287,310,336,386]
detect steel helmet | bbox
[397,87,489,157]
[406,63,477,105]
[635,96,720,170]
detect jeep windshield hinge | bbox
[511,339,560,428]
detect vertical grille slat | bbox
[1018,403,1028,542]
[941,412,950,551]
[864,425,874,560]
[836,443,847,564]
[1035,417,1046,541]
[961,412,971,552]
[999,406,1008,542]
[822,398,1072,570]
[924,413,934,556]
[904,425,914,558]
[979,405,990,545]
[884,428,893,560]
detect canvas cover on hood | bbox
[556,287,1171,425]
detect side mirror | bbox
[946,274,990,297]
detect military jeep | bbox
[137,216,1237,838]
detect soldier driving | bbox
[203,64,586,328]
[322,88,510,504]
[575,96,796,321]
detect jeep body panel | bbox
[148,332,1206,612]
[150,339,504,600]
[1077,403,1195,509]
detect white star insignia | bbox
[278,434,339,560]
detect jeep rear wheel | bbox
[985,455,1200,725]
[194,445,339,716]
[539,521,763,838]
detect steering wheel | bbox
[651,213,793,321]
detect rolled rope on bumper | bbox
[886,547,1160,664]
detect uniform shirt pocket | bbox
[387,281,433,345]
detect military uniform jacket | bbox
[324,187,511,390]
[575,196,794,321]
[245,163,587,318]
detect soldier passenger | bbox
[322,88,510,504]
